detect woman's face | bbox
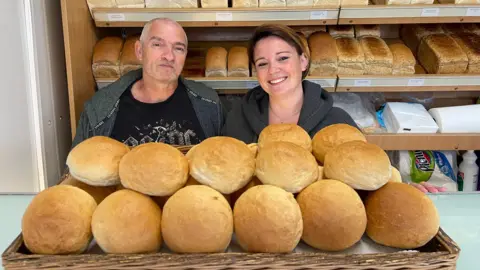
[253,36,308,98]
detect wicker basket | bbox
[2,144,461,270]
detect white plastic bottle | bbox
[457,150,479,192]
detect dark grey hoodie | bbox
[221,80,358,143]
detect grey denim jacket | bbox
[71,69,226,148]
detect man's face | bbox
[136,21,187,83]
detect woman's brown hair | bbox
[248,24,311,80]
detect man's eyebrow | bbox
[174,42,187,48]
[148,36,186,48]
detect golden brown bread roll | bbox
[205,47,227,77]
[417,34,468,74]
[162,185,233,253]
[22,185,97,254]
[258,123,312,152]
[297,180,367,251]
[389,166,402,183]
[308,32,338,76]
[120,35,142,76]
[92,36,124,79]
[189,136,255,194]
[312,124,366,164]
[184,175,232,204]
[365,182,440,249]
[119,142,189,196]
[335,37,365,75]
[228,46,249,77]
[324,141,391,191]
[358,36,393,75]
[234,185,303,253]
[61,175,117,204]
[66,136,130,187]
[92,189,162,253]
[256,141,318,193]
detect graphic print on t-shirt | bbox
[123,119,199,147]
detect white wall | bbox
[0,0,71,193]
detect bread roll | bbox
[233,0,259,6]
[162,185,233,253]
[359,36,393,75]
[228,46,249,77]
[92,189,162,253]
[297,180,366,251]
[234,185,303,253]
[201,0,228,7]
[120,35,142,76]
[451,33,480,74]
[145,0,198,7]
[259,0,286,6]
[116,0,145,7]
[308,32,338,76]
[328,25,354,38]
[388,43,416,75]
[205,47,227,77]
[61,175,117,204]
[324,141,391,191]
[256,141,318,193]
[417,34,468,74]
[22,185,97,254]
[389,166,402,183]
[365,182,440,249]
[341,0,368,5]
[400,24,444,56]
[184,175,232,204]
[92,37,124,79]
[336,37,365,75]
[66,136,130,186]
[354,25,381,38]
[313,0,340,6]
[312,123,366,164]
[189,136,255,194]
[119,142,189,196]
[258,124,312,152]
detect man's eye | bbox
[175,47,185,53]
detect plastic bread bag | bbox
[332,92,384,133]
[389,150,458,192]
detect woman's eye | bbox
[279,56,289,61]
[257,62,267,67]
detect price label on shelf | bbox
[246,81,259,89]
[216,12,233,21]
[466,8,480,17]
[310,11,328,20]
[421,8,440,17]
[107,13,126,21]
[354,79,371,87]
[408,78,425,86]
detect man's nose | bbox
[162,47,175,62]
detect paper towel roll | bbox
[428,104,480,133]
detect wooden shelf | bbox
[92,7,339,27]
[336,74,480,93]
[95,76,337,93]
[338,4,480,24]
[366,133,480,150]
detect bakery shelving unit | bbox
[339,4,480,24]
[60,0,480,151]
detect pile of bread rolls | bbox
[21,123,440,256]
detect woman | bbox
[221,24,357,143]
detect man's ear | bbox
[300,53,308,72]
[135,40,143,61]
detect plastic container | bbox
[457,150,479,192]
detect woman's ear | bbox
[135,40,143,61]
[300,53,308,72]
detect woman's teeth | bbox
[269,77,287,84]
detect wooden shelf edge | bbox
[366,133,480,150]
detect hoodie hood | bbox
[241,80,334,138]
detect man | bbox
[72,18,225,148]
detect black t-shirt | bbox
[110,80,206,147]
